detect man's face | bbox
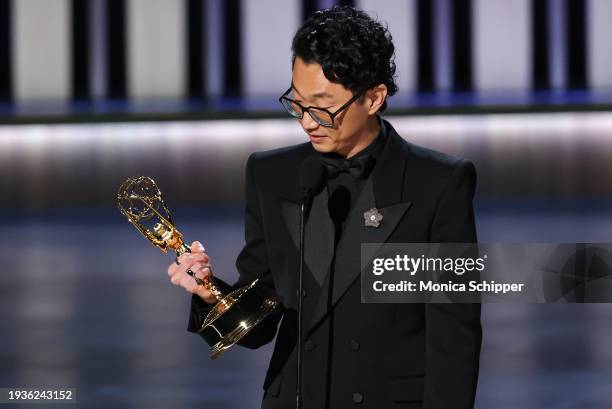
[290,57,372,156]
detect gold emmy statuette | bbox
[116,176,280,359]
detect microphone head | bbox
[299,156,327,195]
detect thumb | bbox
[190,240,205,253]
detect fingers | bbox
[170,272,181,285]
[190,241,205,253]
[169,263,211,284]
[176,268,215,302]
[190,262,211,276]
[175,251,207,266]
[165,240,214,300]
[179,273,200,293]
[167,257,213,297]
[171,252,210,277]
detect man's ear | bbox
[365,84,388,115]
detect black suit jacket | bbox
[188,119,482,409]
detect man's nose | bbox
[300,112,319,131]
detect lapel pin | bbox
[364,208,383,228]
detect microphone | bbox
[299,156,327,212]
[296,156,327,409]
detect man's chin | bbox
[310,141,335,153]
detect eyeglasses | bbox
[278,87,362,128]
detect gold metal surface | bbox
[210,297,280,359]
[116,176,279,358]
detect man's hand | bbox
[167,241,218,304]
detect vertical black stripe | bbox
[223,0,241,97]
[417,0,435,93]
[107,0,126,99]
[0,0,11,102]
[302,0,318,22]
[187,0,205,99]
[566,0,587,89]
[532,0,550,90]
[72,0,90,100]
[452,0,472,92]
[338,0,354,7]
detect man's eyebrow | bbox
[311,91,333,98]
[291,83,333,100]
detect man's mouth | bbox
[308,134,327,142]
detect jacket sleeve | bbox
[187,153,284,349]
[423,159,482,409]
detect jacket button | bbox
[304,341,316,351]
[348,340,360,351]
[296,289,307,297]
[352,392,364,403]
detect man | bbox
[167,6,481,409]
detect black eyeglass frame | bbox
[278,87,363,128]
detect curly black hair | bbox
[291,6,398,112]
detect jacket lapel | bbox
[280,187,335,287]
[306,121,413,334]
[306,180,412,333]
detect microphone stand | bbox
[295,157,325,409]
[296,193,310,409]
